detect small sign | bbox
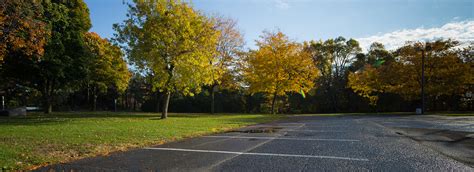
[416,108,422,115]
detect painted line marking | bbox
[202,136,359,142]
[281,129,345,132]
[252,125,303,128]
[145,147,369,161]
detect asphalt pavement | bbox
[38,114,474,171]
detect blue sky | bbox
[84,0,473,50]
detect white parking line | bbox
[281,129,345,132]
[202,136,359,142]
[145,147,369,161]
[252,125,303,128]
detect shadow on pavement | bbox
[392,127,474,167]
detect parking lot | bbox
[39,115,474,171]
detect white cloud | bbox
[275,0,290,9]
[358,21,474,52]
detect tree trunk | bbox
[211,85,216,114]
[70,95,74,111]
[86,83,90,104]
[43,80,54,114]
[93,95,97,111]
[156,92,161,113]
[331,86,339,112]
[125,92,129,110]
[271,92,277,114]
[133,99,137,111]
[92,86,97,111]
[161,91,171,119]
[44,97,52,114]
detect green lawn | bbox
[0,112,285,170]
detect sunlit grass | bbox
[0,112,285,170]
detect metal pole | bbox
[421,48,425,115]
[1,96,4,110]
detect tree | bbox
[1,0,91,113]
[0,0,48,109]
[37,0,91,113]
[349,40,473,111]
[348,42,393,109]
[348,65,384,107]
[209,16,244,114]
[0,0,49,65]
[0,0,44,64]
[387,40,472,102]
[114,0,219,119]
[243,31,319,114]
[366,42,394,65]
[306,37,361,111]
[458,44,473,110]
[84,32,131,111]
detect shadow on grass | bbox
[0,112,159,126]
[0,112,281,126]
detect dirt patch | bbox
[227,127,283,133]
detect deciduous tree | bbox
[37,0,91,113]
[348,43,393,108]
[388,40,472,101]
[349,40,473,112]
[1,0,91,113]
[209,16,244,114]
[0,0,49,65]
[114,0,219,119]
[84,32,131,111]
[348,65,384,106]
[306,37,361,111]
[243,31,319,114]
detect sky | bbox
[84,0,473,51]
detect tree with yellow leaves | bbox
[348,65,385,107]
[209,16,245,114]
[349,40,473,111]
[114,0,219,119]
[387,40,472,101]
[84,32,131,111]
[348,43,393,108]
[243,31,319,114]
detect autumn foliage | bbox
[0,0,49,64]
[243,31,319,114]
[0,1,472,114]
[348,40,473,108]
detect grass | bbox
[0,112,285,170]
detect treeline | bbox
[0,0,130,114]
[1,0,472,117]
